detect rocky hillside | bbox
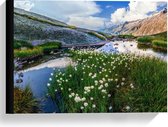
[107,9,167,36]
[14,8,106,45]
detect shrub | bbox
[14,47,43,58]
[152,40,167,48]
[137,36,153,43]
[14,86,40,113]
[39,42,61,54]
[14,39,33,49]
[88,31,106,40]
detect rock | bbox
[16,78,23,83]
[18,72,24,78]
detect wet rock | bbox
[16,78,23,83]
[18,72,24,78]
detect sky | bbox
[14,0,167,30]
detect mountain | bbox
[14,8,106,45]
[106,9,167,36]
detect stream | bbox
[14,41,167,113]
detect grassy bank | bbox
[47,50,167,113]
[137,32,167,52]
[14,86,40,113]
[14,41,61,59]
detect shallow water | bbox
[14,42,167,113]
[112,41,167,61]
[14,57,73,113]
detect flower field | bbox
[47,50,167,113]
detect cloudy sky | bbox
[14,0,167,30]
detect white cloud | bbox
[14,0,34,11]
[111,1,166,24]
[68,16,106,30]
[111,8,126,24]
[14,1,105,30]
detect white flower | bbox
[55,89,57,92]
[82,97,86,101]
[90,97,94,100]
[68,88,72,91]
[103,96,105,98]
[89,73,92,76]
[102,78,106,81]
[131,85,134,89]
[95,80,98,84]
[49,78,52,81]
[108,94,111,97]
[130,83,134,89]
[84,102,88,107]
[69,95,72,98]
[69,74,72,77]
[121,82,124,86]
[74,96,81,102]
[115,78,118,82]
[126,106,130,110]
[47,83,50,87]
[71,93,75,96]
[99,80,103,84]
[81,106,84,110]
[91,86,94,89]
[50,73,53,76]
[116,85,119,88]
[109,106,112,110]
[122,78,125,81]
[61,87,63,90]
[104,83,108,87]
[101,89,106,93]
[92,104,96,108]
[84,91,87,94]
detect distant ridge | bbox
[107,8,167,36]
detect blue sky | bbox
[14,0,167,30]
[94,1,129,19]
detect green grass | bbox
[14,39,33,49]
[137,34,167,52]
[152,40,167,48]
[14,47,43,58]
[152,32,167,41]
[118,34,135,39]
[67,25,77,29]
[14,41,62,58]
[47,50,167,113]
[88,31,107,40]
[137,36,153,43]
[38,41,62,54]
[14,86,40,113]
